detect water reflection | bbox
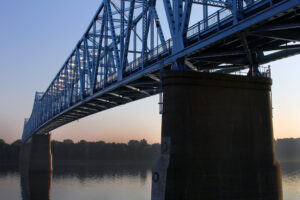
[0,161,298,200]
[18,162,151,200]
[280,161,300,200]
[20,170,52,200]
[52,162,150,183]
[280,161,300,174]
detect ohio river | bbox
[0,161,299,200]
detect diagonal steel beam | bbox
[181,0,193,38]
[121,0,136,80]
[163,0,176,38]
[106,0,121,68]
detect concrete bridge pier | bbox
[152,71,282,200]
[20,134,53,173]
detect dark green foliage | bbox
[0,138,160,162]
[51,139,160,161]
[0,139,9,161]
[1,137,298,162]
[0,139,21,161]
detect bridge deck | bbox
[22,0,300,142]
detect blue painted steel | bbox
[22,0,300,142]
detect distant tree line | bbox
[275,138,300,162]
[0,139,160,162]
[1,138,299,162]
[51,139,160,161]
[0,139,21,161]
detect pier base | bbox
[152,71,282,200]
[20,134,52,173]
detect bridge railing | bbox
[187,0,265,38]
[125,39,173,73]
[126,0,266,72]
[22,0,272,142]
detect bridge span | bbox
[20,0,300,199]
[22,0,300,142]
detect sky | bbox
[0,0,299,144]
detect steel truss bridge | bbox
[22,0,300,142]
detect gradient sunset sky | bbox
[0,0,299,144]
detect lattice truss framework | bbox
[23,0,300,141]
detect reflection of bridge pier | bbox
[19,134,53,199]
[152,71,282,200]
[20,169,52,200]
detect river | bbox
[0,161,299,200]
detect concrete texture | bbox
[152,71,282,200]
[20,134,53,173]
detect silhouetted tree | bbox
[275,138,300,161]
[0,139,21,161]
[2,137,299,162]
[48,139,161,162]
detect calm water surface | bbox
[0,161,299,200]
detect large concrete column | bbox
[152,71,282,200]
[20,134,53,173]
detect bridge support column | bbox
[152,71,282,200]
[20,134,53,173]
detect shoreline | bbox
[0,159,157,167]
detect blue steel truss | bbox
[22,0,300,142]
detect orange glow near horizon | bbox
[51,95,162,144]
[273,109,300,139]
[48,91,300,145]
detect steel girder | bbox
[22,0,167,141]
[22,0,300,142]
